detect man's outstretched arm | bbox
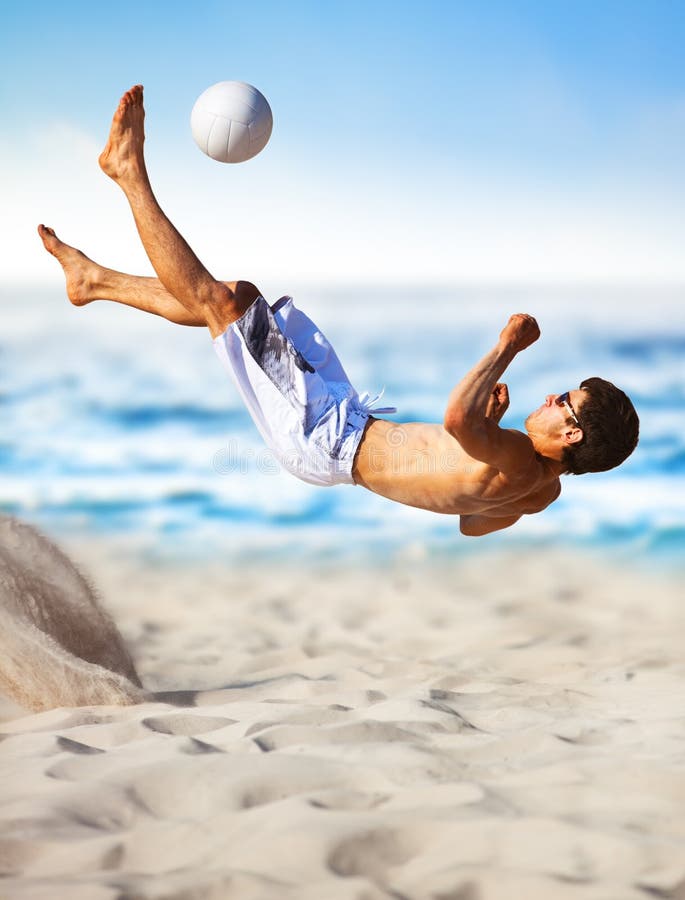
[485,383,510,423]
[459,514,521,536]
[444,314,540,473]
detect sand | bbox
[1,537,684,900]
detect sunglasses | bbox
[555,391,580,427]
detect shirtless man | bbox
[38,85,639,536]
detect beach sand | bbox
[1,541,684,899]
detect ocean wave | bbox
[1,284,683,566]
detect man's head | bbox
[525,377,639,474]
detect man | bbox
[38,85,639,536]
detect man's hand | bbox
[499,314,540,353]
[444,313,542,475]
[486,383,509,423]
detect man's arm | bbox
[485,383,509,423]
[459,514,521,536]
[460,480,561,537]
[444,314,540,473]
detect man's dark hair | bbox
[562,377,639,475]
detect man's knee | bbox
[232,280,262,312]
[204,279,261,335]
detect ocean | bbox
[1,283,683,571]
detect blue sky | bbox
[1,0,684,289]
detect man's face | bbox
[525,389,587,438]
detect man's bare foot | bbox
[98,85,148,185]
[37,225,101,307]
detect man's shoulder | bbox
[493,427,540,475]
[495,435,561,495]
[522,476,561,514]
[483,470,560,520]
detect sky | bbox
[1,0,684,290]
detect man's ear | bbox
[563,426,584,446]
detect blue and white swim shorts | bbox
[213,296,394,487]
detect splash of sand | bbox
[0,515,146,711]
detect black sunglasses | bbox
[555,391,580,427]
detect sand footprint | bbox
[141,714,235,736]
[56,736,105,755]
[181,737,224,755]
[419,698,485,733]
[327,826,417,882]
[254,721,420,752]
[308,790,390,811]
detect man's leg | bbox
[38,224,242,327]
[98,85,258,338]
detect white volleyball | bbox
[190,81,273,163]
